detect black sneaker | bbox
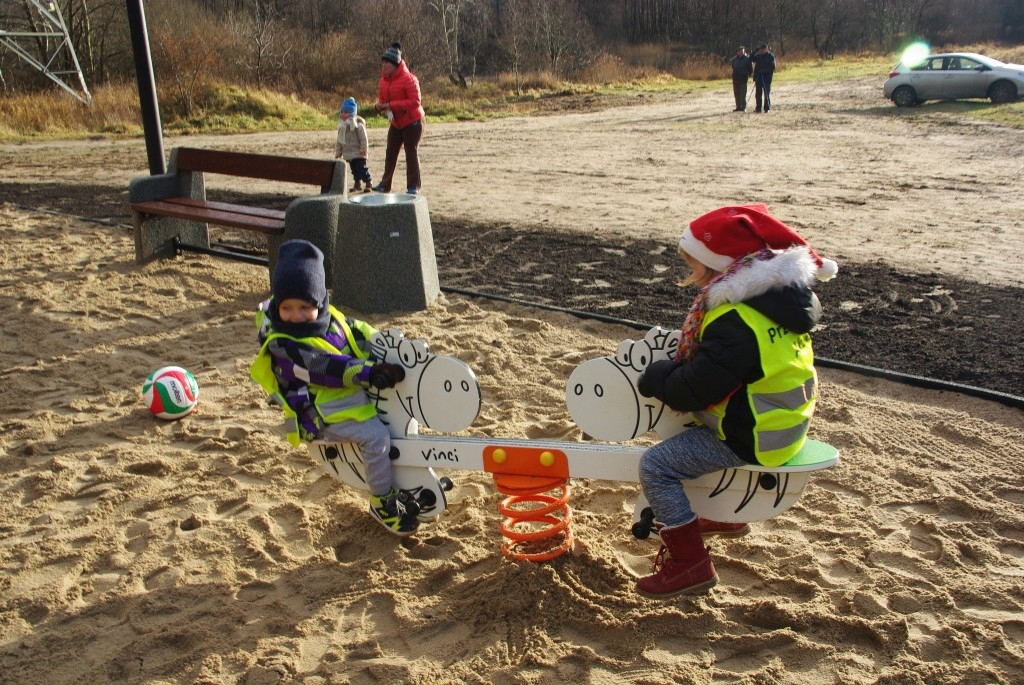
[369,487,420,536]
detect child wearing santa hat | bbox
[635,204,838,598]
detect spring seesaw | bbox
[309,327,839,562]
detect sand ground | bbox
[1,75,1023,684]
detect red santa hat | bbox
[678,204,838,281]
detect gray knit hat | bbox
[382,42,402,66]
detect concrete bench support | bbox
[129,147,347,286]
[333,193,440,313]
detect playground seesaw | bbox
[308,327,839,562]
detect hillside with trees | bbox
[2,0,1022,133]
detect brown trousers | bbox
[379,119,423,192]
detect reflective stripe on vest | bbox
[696,302,817,466]
[250,304,377,446]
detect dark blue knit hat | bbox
[382,42,402,66]
[341,97,357,116]
[272,240,327,307]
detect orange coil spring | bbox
[496,481,573,563]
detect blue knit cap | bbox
[341,97,357,116]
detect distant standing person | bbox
[731,46,752,112]
[335,97,372,192]
[751,43,776,112]
[373,42,425,195]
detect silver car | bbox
[883,52,1024,107]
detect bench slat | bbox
[175,147,337,191]
[131,199,285,235]
[161,197,286,221]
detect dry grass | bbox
[0,82,145,139]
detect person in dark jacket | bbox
[633,204,838,598]
[731,46,752,111]
[751,43,776,112]
[373,42,426,195]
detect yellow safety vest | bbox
[250,304,379,446]
[693,302,817,466]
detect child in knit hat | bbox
[250,240,418,536]
[634,204,837,598]
[335,97,372,192]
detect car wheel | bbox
[988,81,1018,104]
[892,85,917,108]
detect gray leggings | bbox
[320,418,393,496]
[639,425,747,527]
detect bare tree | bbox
[348,1,444,80]
[532,0,592,76]
[460,0,494,84]
[150,1,226,115]
[622,0,681,43]
[807,0,844,58]
[498,0,531,92]
[231,0,290,87]
[430,0,468,87]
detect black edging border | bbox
[441,286,1024,411]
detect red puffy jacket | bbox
[378,61,425,130]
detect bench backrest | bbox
[174,147,338,193]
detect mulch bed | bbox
[432,218,1024,400]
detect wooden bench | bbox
[129,146,347,284]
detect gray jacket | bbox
[335,117,369,161]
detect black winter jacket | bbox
[751,51,776,75]
[637,249,821,462]
[732,55,753,80]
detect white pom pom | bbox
[816,258,839,281]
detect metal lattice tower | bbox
[0,0,92,104]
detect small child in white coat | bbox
[335,97,372,192]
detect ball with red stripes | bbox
[143,366,199,420]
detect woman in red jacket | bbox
[373,43,426,195]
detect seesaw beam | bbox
[389,435,644,483]
[386,435,839,483]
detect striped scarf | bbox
[675,248,774,363]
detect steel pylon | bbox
[0,0,93,104]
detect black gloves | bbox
[637,359,674,399]
[369,362,406,389]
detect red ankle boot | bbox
[697,518,750,537]
[636,520,718,598]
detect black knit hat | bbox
[382,42,402,66]
[272,240,327,307]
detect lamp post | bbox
[126,0,165,175]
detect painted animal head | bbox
[565,327,692,441]
[370,328,481,437]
